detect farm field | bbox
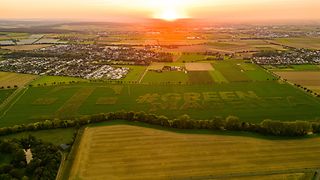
[307,86,320,94]
[1,81,320,127]
[213,61,277,82]
[120,65,146,82]
[0,89,15,104]
[1,44,52,51]
[177,53,208,62]
[31,76,88,86]
[0,72,38,87]
[266,64,320,71]
[213,61,250,82]
[68,124,320,180]
[142,71,188,84]
[275,71,320,86]
[188,71,214,84]
[273,37,320,49]
[0,128,75,145]
[209,70,229,83]
[228,173,315,180]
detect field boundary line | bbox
[0,87,28,119]
[56,127,85,180]
[138,68,148,83]
[175,168,318,180]
[0,88,23,110]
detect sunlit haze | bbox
[1,0,320,22]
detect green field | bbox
[121,65,146,82]
[212,61,277,82]
[0,128,75,145]
[213,61,250,82]
[0,89,15,103]
[142,71,188,84]
[31,76,88,86]
[1,81,320,127]
[209,70,229,83]
[188,71,214,84]
[273,37,320,49]
[177,53,207,62]
[68,124,320,180]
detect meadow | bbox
[68,124,320,180]
[1,80,320,127]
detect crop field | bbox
[1,44,52,51]
[213,61,250,82]
[273,37,320,49]
[120,65,146,82]
[209,70,229,83]
[228,173,315,180]
[212,61,277,82]
[142,71,188,84]
[31,76,88,86]
[161,45,210,53]
[188,71,214,84]
[0,89,15,104]
[148,63,165,70]
[0,72,38,87]
[1,81,320,127]
[68,125,320,180]
[275,71,320,86]
[185,63,214,71]
[177,53,207,62]
[307,86,320,94]
[266,64,320,71]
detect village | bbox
[0,44,174,80]
[0,56,130,80]
[253,48,320,65]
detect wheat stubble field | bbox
[69,125,320,180]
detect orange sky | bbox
[1,0,320,22]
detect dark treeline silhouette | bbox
[0,136,61,180]
[0,111,319,137]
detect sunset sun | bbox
[159,9,180,21]
[150,0,190,21]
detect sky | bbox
[1,0,320,22]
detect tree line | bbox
[0,136,61,180]
[0,111,319,137]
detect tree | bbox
[225,116,241,130]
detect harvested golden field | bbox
[307,86,320,94]
[185,63,214,71]
[275,71,320,86]
[69,125,320,180]
[0,72,38,87]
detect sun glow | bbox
[158,9,180,21]
[150,0,190,21]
